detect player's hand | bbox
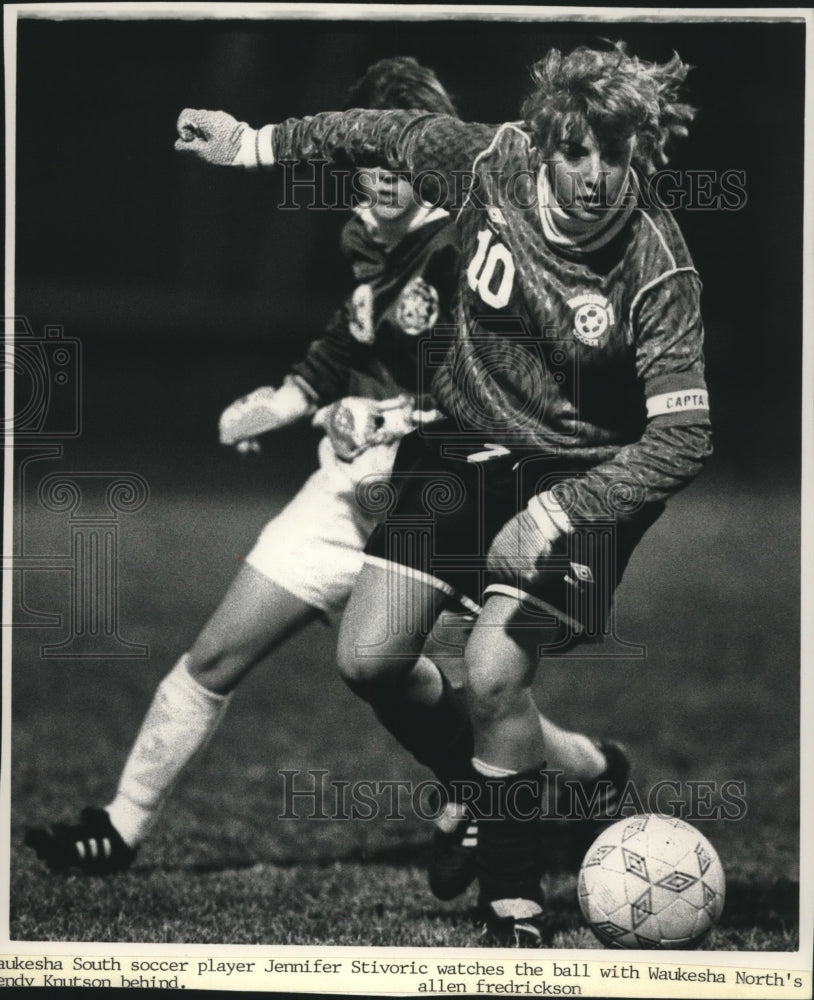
[175,109,258,167]
[487,509,557,583]
[219,380,316,448]
[314,394,416,462]
[486,493,571,585]
[219,386,281,446]
[411,406,444,426]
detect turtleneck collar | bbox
[536,164,637,254]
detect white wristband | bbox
[231,124,274,169]
[231,125,260,169]
[527,490,573,538]
[255,124,276,168]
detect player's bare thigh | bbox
[187,563,320,693]
[337,561,448,686]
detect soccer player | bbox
[26,58,622,896]
[24,56,468,875]
[171,42,711,945]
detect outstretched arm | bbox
[218,379,317,449]
[176,108,496,204]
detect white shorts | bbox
[245,435,398,615]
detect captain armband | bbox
[646,388,709,420]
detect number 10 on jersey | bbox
[466,229,516,309]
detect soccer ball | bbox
[577,814,725,949]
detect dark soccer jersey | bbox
[273,111,712,522]
[288,210,459,409]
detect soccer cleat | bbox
[551,740,631,866]
[478,897,548,948]
[428,804,478,901]
[564,740,630,821]
[24,807,137,875]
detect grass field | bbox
[8,457,801,949]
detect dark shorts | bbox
[362,427,664,642]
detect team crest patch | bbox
[396,276,440,336]
[568,293,614,346]
[348,283,375,344]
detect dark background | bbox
[8,12,805,948]
[13,15,806,487]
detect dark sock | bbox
[472,765,548,905]
[350,671,473,788]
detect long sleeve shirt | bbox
[288,209,459,410]
[271,111,712,523]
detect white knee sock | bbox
[106,655,232,847]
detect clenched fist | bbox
[175,108,260,167]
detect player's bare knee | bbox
[336,600,407,688]
[465,666,526,726]
[336,640,395,690]
[186,646,252,694]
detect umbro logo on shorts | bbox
[565,562,594,587]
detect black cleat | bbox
[428,806,478,901]
[564,739,630,820]
[24,807,137,875]
[478,897,548,947]
[551,740,631,865]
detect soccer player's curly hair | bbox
[522,43,695,175]
[345,56,458,117]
